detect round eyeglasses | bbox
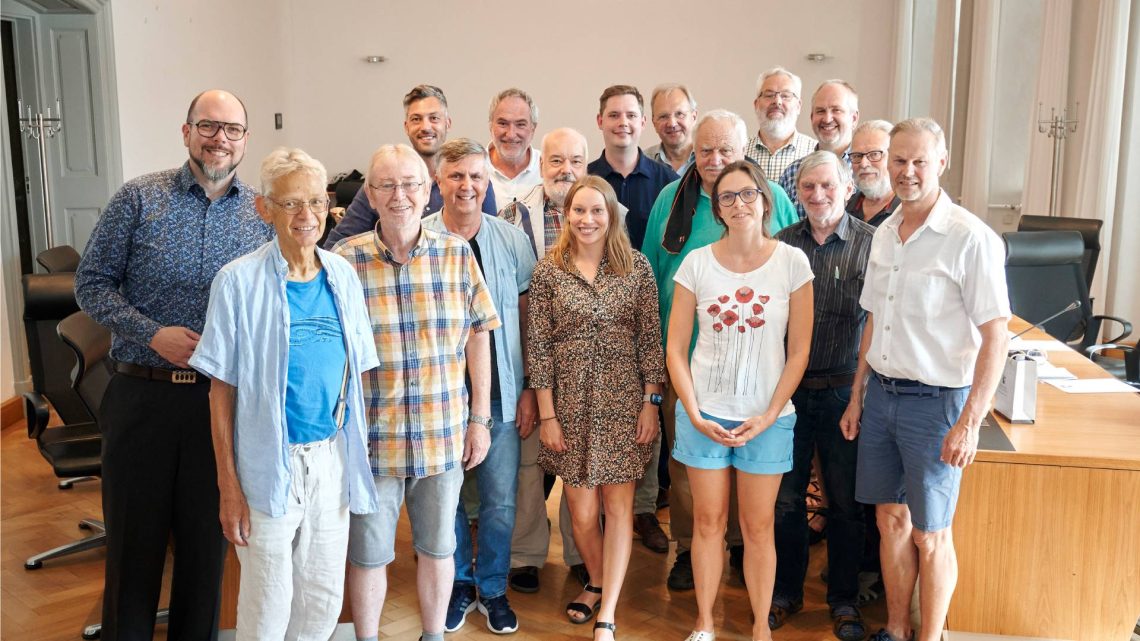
[266,197,330,215]
[715,188,763,208]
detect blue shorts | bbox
[855,376,970,532]
[672,401,795,475]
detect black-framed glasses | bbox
[368,181,425,193]
[850,150,886,163]
[758,90,798,102]
[188,119,248,141]
[716,188,763,208]
[266,197,329,215]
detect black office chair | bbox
[1016,215,1102,291]
[36,245,82,273]
[24,311,110,570]
[1002,230,1131,353]
[21,271,92,467]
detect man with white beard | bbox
[778,81,861,218]
[746,67,816,181]
[845,120,900,227]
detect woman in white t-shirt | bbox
[666,161,813,641]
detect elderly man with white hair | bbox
[746,66,817,180]
[642,109,798,591]
[191,147,380,640]
[846,119,901,227]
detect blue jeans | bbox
[773,384,865,607]
[453,401,520,598]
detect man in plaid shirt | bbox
[332,143,500,641]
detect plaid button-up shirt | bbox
[745,130,816,183]
[333,226,501,478]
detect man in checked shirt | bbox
[332,143,500,641]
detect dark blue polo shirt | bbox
[588,149,678,251]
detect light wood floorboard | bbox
[3,425,886,641]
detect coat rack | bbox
[1036,103,1078,218]
[17,99,63,248]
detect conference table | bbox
[949,317,1140,640]
[217,318,1140,638]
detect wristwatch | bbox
[469,414,493,427]
[643,393,663,406]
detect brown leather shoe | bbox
[633,513,670,553]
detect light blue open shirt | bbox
[421,211,536,419]
[190,240,381,518]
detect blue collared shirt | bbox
[189,241,381,517]
[75,162,274,368]
[421,212,536,419]
[588,149,679,251]
[324,181,499,248]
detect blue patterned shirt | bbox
[75,162,274,368]
[778,147,851,220]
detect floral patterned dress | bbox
[528,250,665,487]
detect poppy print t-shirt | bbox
[673,242,813,420]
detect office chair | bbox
[36,245,82,273]
[21,271,91,471]
[1016,215,1102,291]
[1002,230,1131,353]
[24,311,110,570]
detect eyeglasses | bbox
[188,119,247,141]
[850,150,886,163]
[266,197,330,215]
[653,110,693,124]
[758,90,798,103]
[716,188,763,208]
[368,181,425,193]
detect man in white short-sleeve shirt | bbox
[839,118,1009,641]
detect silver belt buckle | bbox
[171,370,197,384]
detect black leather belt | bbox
[115,362,209,384]
[802,369,857,390]
[798,372,856,390]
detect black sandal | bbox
[566,584,602,624]
[594,621,616,638]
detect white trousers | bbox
[235,434,349,641]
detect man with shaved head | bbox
[76,89,273,639]
[499,127,589,259]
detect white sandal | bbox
[683,631,715,641]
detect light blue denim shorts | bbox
[672,400,795,475]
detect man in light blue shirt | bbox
[191,148,379,641]
[423,139,537,635]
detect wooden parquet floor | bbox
[2,424,885,641]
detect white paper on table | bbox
[1008,337,1070,352]
[1035,362,1077,380]
[1043,378,1137,394]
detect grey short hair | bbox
[650,83,697,113]
[695,109,748,150]
[437,138,492,174]
[891,117,947,154]
[813,79,859,111]
[403,84,448,112]
[367,143,431,185]
[795,150,851,188]
[488,88,538,125]
[260,147,327,199]
[755,66,803,98]
[854,119,893,138]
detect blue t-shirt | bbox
[285,269,346,444]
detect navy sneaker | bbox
[477,594,519,634]
[444,584,477,632]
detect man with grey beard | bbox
[746,66,816,180]
[845,120,900,227]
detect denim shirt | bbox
[421,212,537,420]
[190,241,381,517]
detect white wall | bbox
[112,0,897,178]
[110,0,294,182]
